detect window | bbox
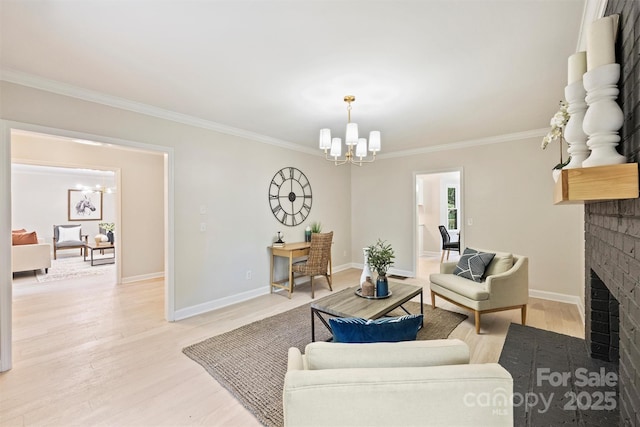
[447,187,458,230]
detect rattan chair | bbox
[292,231,333,298]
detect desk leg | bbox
[270,253,274,294]
[288,253,293,299]
[420,290,424,328]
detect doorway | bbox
[0,122,174,372]
[415,169,462,280]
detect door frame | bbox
[412,167,464,275]
[0,120,175,372]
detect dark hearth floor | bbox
[499,323,619,426]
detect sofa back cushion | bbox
[329,314,423,344]
[472,248,514,277]
[12,231,38,246]
[303,339,470,370]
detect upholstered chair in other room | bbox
[292,232,333,298]
[53,224,88,259]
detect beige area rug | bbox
[182,300,467,427]
[36,254,114,283]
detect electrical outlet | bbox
[200,205,207,215]
[245,270,252,280]
[200,223,207,232]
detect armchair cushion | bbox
[57,225,82,243]
[454,247,495,282]
[429,273,491,300]
[329,314,423,343]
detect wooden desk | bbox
[269,242,332,298]
[269,242,310,299]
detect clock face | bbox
[268,167,312,226]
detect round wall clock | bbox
[268,167,312,226]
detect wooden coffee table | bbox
[84,242,115,266]
[310,281,424,341]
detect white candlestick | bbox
[564,80,589,168]
[582,63,626,167]
[587,15,619,71]
[568,51,587,85]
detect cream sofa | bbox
[12,240,51,273]
[430,249,528,334]
[283,340,513,426]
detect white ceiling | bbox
[0,0,588,155]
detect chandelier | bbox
[319,95,381,166]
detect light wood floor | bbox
[2,255,584,426]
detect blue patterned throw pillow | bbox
[454,248,495,282]
[329,314,423,343]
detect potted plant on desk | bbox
[366,239,395,297]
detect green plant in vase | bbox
[366,239,395,297]
[310,222,322,233]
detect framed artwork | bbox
[68,189,103,221]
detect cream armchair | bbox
[283,340,513,426]
[430,250,529,334]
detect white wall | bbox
[352,138,584,299]
[0,81,352,316]
[11,164,116,245]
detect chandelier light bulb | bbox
[330,137,342,157]
[319,128,331,149]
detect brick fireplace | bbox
[584,1,639,424]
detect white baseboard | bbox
[332,263,352,273]
[175,262,353,321]
[175,286,269,320]
[352,263,413,279]
[529,289,585,325]
[420,251,441,257]
[121,271,164,284]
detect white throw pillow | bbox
[57,226,81,243]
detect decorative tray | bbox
[354,288,392,299]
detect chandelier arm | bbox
[324,152,349,166]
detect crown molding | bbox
[2,68,548,160]
[377,128,548,160]
[576,0,608,52]
[0,68,319,157]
